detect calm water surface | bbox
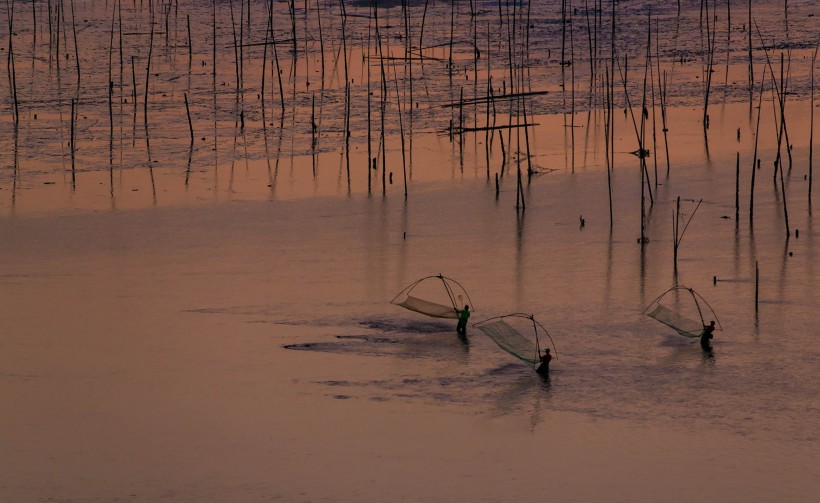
[1,0,818,501]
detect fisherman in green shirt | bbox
[456,305,470,336]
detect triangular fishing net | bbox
[476,314,556,368]
[644,304,704,337]
[391,275,474,319]
[643,286,722,338]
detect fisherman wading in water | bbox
[700,320,716,351]
[456,305,470,336]
[536,348,552,377]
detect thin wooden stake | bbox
[750,72,765,225]
[187,14,192,68]
[735,152,740,224]
[70,98,76,188]
[184,93,194,145]
[70,0,80,92]
[810,46,816,204]
[144,0,155,134]
[755,261,759,311]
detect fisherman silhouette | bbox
[536,348,552,377]
[700,320,716,351]
[456,305,470,336]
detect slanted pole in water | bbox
[144,0,155,142]
[605,64,613,227]
[266,0,285,118]
[755,261,759,311]
[185,93,194,145]
[674,197,703,271]
[735,152,740,225]
[316,0,325,86]
[375,2,387,196]
[70,98,76,188]
[750,71,765,225]
[419,0,429,51]
[748,0,753,92]
[70,0,80,92]
[108,1,116,156]
[392,63,407,198]
[187,14,192,68]
[810,46,816,204]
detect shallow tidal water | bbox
[2,126,819,500]
[1,0,819,501]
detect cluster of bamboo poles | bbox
[1,0,816,226]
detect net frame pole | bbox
[642,285,723,333]
[438,274,459,312]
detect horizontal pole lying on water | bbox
[441,90,550,108]
[447,123,539,134]
[229,38,296,49]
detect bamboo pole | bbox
[723,0,731,98]
[316,0,324,86]
[523,96,532,179]
[810,46,817,204]
[758,49,792,237]
[755,261,759,311]
[485,22,491,179]
[610,0,615,171]
[261,0,271,125]
[230,0,240,101]
[584,0,594,106]
[118,0,123,103]
[367,4,372,195]
[185,93,194,145]
[605,64,613,227]
[649,16,658,186]
[617,51,653,205]
[289,0,296,55]
[735,152,740,224]
[783,51,793,173]
[108,0,116,147]
[340,0,350,184]
[748,0,753,92]
[393,61,407,198]
[658,19,670,176]
[56,0,61,75]
[459,86,464,157]
[702,0,717,131]
[604,63,610,171]
[47,0,53,68]
[271,1,284,117]
[419,0,429,51]
[187,13,192,68]
[406,0,414,167]
[7,0,19,126]
[144,0,155,134]
[131,55,137,143]
[70,98,76,188]
[749,71,765,225]
[375,1,387,196]
[448,0,455,74]
[673,196,680,271]
[674,197,703,270]
[70,0,80,92]
[570,0,576,172]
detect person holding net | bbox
[536,348,552,377]
[700,321,716,351]
[456,305,470,336]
